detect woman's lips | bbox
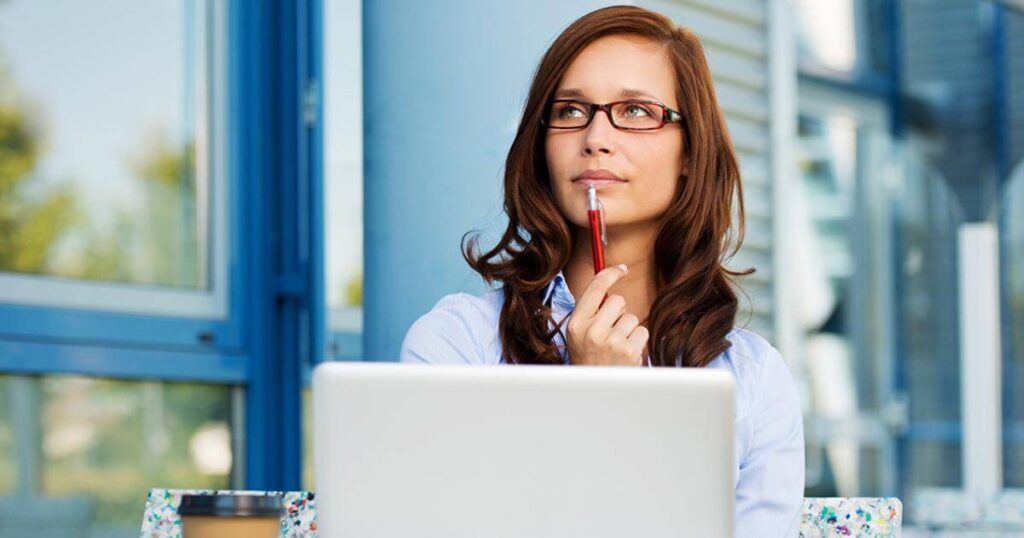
[573,169,625,184]
[575,178,626,188]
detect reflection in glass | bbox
[794,0,890,77]
[795,0,858,72]
[796,107,893,497]
[0,379,12,494]
[894,147,963,496]
[0,375,235,533]
[303,388,314,491]
[0,1,212,289]
[908,442,962,488]
[324,0,364,340]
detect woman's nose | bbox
[582,112,616,156]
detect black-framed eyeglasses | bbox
[542,99,683,131]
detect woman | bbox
[400,5,804,536]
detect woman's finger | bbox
[573,264,629,320]
[610,313,640,341]
[626,326,650,358]
[584,294,626,343]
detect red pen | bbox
[586,184,606,273]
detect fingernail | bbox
[617,263,628,273]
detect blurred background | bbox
[0,0,1022,536]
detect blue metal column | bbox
[361,0,607,361]
[993,4,1009,185]
[883,0,912,504]
[884,0,903,139]
[307,0,327,373]
[991,2,1015,487]
[233,0,322,490]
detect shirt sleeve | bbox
[734,343,805,537]
[399,292,498,365]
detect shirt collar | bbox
[540,270,564,305]
[540,269,655,367]
[541,270,577,311]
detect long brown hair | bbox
[462,5,751,367]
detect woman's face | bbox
[546,34,685,234]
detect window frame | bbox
[0,0,325,495]
[0,0,241,357]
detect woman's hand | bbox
[566,264,649,366]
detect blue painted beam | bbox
[233,0,283,491]
[0,338,247,383]
[798,69,894,99]
[903,421,962,443]
[236,0,318,492]
[993,3,1010,184]
[0,304,242,351]
[307,0,327,370]
[884,0,903,138]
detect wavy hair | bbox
[462,5,751,367]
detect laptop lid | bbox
[312,362,735,538]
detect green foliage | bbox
[0,72,78,275]
[1,58,199,285]
[0,379,13,495]
[0,56,218,532]
[78,214,137,282]
[344,271,363,306]
[129,136,199,287]
[39,378,233,529]
[0,103,36,191]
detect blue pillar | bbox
[362,1,606,361]
[236,0,322,491]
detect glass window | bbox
[796,87,899,498]
[796,0,859,73]
[0,378,12,495]
[794,0,891,78]
[0,0,228,318]
[303,388,314,491]
[0,375,237,534]
[894,149,963,495]
[793,0,1024,514]
[324,0,364,358]
[907,442,961,488]
[883,0,1011,507]
[795,81,966,501]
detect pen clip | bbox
[597,198,607,246]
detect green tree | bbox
[0,64,77,274]
[0,59,197,287]
[67,135,198,287]
[128,135,198,288]
[344,271,363,306]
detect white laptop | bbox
[312,362,735,538]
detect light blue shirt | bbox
[401,271,805,537]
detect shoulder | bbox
[399,288,505,365]
[427,288,505,328]
[722,329,805,535]
[705,328,799,423]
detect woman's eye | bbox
[624,104,651,117]
[557,105,585,118]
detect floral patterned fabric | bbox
[139,489,317,538]
[800,497,903,537]
[141,490,901,537]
